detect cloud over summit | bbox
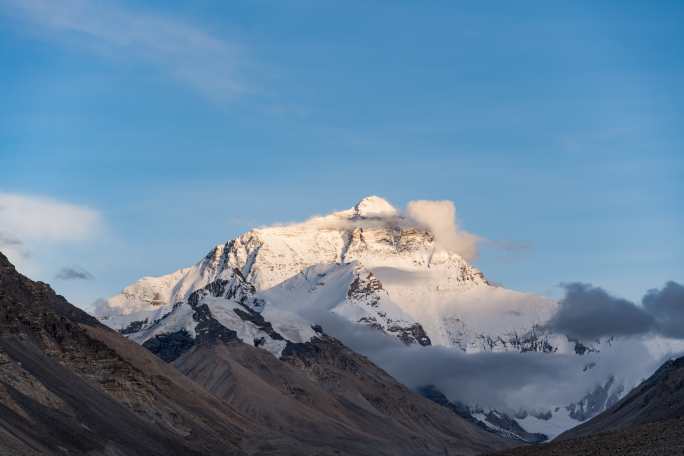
[405,200,480,261]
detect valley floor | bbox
[489,417,684,456]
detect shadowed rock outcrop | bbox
[0,251,251,455]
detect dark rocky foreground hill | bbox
[0,251,509,455]
[490,354,684,456]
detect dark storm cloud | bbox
[643,281,684,339]
[56,266,94,281]
[545,281,684,341]
[545,283,655,340]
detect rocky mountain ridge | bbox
[0,250,511,455]
[97,196,555,353]
[94,196,636,440]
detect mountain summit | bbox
[97,196,554,352]
[89,196,656,439]
[96,196,631,441]
[352,195,398,218]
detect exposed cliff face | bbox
[0,251,251,455]
[129,267,320,360]
[262,261,433,346]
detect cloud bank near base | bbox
[288,275,683,415]
[305,305,671,414]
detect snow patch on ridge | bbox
[262,261,431,346]
[125,269,319,359]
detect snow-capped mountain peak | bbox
[97,196,552,353]
[352,195,398,218]
[94,195,649,441]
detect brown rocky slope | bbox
[0,251,510,455]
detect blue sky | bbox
[0,0,682,308]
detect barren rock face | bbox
[0,251,511,455]
[0,251,250,455]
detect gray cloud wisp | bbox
[56,266,94,281]
[3,0,245,101]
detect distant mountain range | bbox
[98,196,557,353]
[96,196,639,439]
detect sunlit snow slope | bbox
[97,196,557,352]
[97,196,653,440]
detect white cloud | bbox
[0,193,101,241]
[0,193,102,270]
[2,0,245,100]
[405,200,480,261]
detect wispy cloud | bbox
[0,232,22,246]
[56,266,94,280]
[0,231,29,266]
[0,193,101,242]
[0,192,102,271]
[2,0,246,100]
[405,200,480,261]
